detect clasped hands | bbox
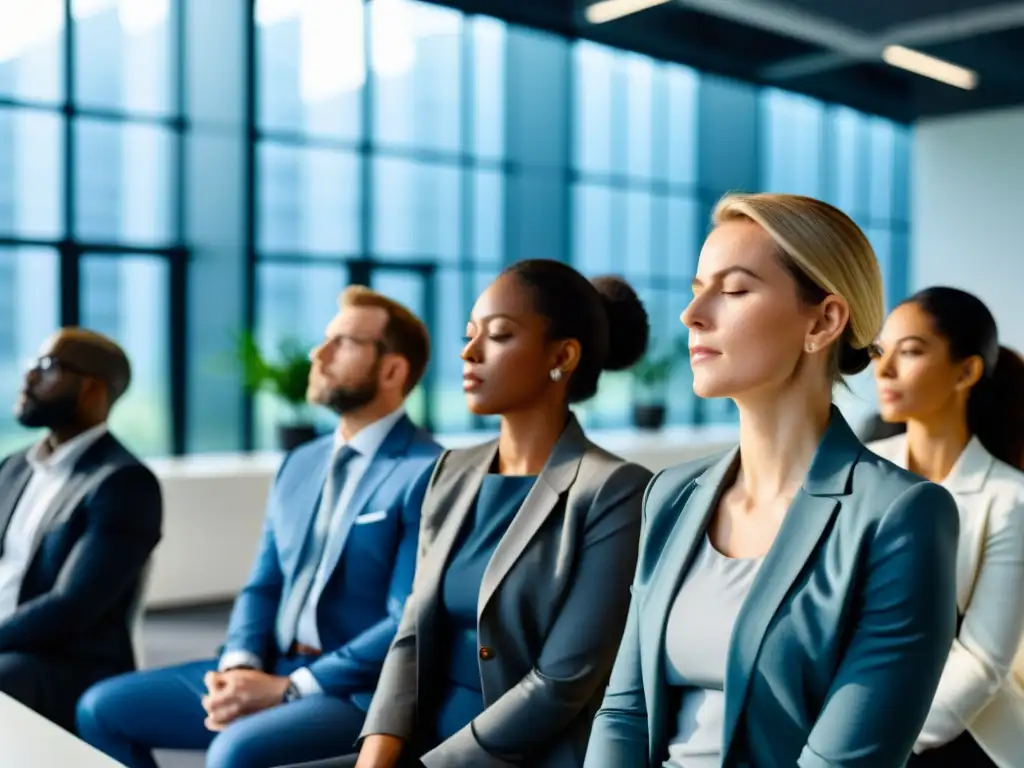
[201,669,291,731]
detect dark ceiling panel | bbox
[922,26,1024,83]
[426,0,576,35]
[646,7,825,63]
[780,63,922,121]
[581,5,826,79]
[783,0,1016,35]
[423,0,1024,121]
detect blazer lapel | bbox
[349,458,399,518]
[641,448,737,749]
[346,416,417,518]
[40,465,96,531]
[315,458,398,588]
[942,437,994,609]
[27,464,111,568]
[477,416,586,621]
[0,455,32,558]
[945,436,994,494]
[26,437,121,561]
[416,440,498,615]
[721,408,859,756]
[317,417,417,580]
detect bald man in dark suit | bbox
[0,328,162,731]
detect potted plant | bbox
[237,332,319,451]
[630,336,688,431]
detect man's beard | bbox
[320,381,379,415]
[16,392,79,430]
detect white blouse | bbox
[869,434,1024,768]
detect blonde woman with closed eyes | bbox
[585,193,961,768]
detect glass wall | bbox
[254,0,510,444]
[760,88,912,313]
[0,0,913,454]
[0,0,183,456]
[571,42,701,428]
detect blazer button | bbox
[479,646,495,661]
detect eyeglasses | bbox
[24,355,87,376]
[323,334,389,354]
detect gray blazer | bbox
[360,415,652,768]
[585,409,962,768]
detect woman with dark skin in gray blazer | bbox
[281,259,653,768]
[585,193,961,768]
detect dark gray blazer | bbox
[0,433,162,672]
[359,415,652,768]
[585,409,961,768]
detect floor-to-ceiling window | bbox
[254,0,514,444]
[571,42,701,428]
[250,0,916,443]
[759,87,913,422]
[0,0,915,455]
[760,88,912,313]
[0,0,184,456]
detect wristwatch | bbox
[283,681,302,703]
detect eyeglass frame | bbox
[314,334,391,359]
[24,355,90,378]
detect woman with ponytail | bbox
[282,260,654,768]
[586,194,960,768]
[871,286,1024,768]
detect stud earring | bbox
[549,368,563,382]
[806,342,815,353]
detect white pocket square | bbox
[355,510,388,525]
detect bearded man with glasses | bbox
[77,286,442,768]
[0,328,162,732]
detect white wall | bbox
[143,425,738,608]
[912,106,1024,352]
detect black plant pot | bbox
[277,423,318,451]
[633,403,666,431]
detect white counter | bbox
[0,692,127,767]
[143,425,738,608]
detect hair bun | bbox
[590,275,650,371]
[838,343,871,376]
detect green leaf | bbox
[234,331,312,408]
[630,334,688,385]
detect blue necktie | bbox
[276,445,358,651]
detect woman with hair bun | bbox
[870,286,1024,768]
[284,259,654,768]
[586,193,960,768]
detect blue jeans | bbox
[76,658,367,768]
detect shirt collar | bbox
[943,435,995,493]
[27,422,109,473]
[882,432,994,494]
[333,407,406,460]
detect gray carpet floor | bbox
[143,602,233,768]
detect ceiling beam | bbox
[676,0,875,56]
[758,1,1024,80]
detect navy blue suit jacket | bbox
[222,414,441,705]
[0,433,163,673]
[585,409,961,768]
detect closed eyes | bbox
[462,333,512,343]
